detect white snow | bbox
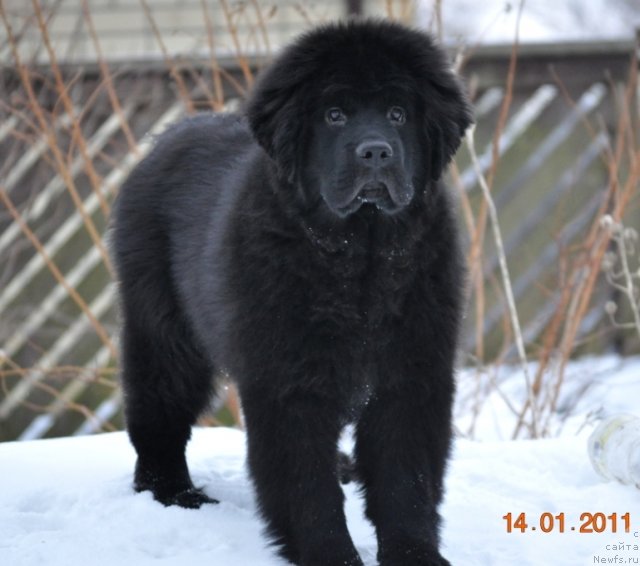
[1,357,640,566]
[418,0,640,44]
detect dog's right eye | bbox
[325,107,347,126]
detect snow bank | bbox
[2,425,639,565]
[2,356,639,565]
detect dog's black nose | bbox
[356,140,393,168]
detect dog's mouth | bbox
[353,181,403,215]
[331,180,413,218]
[335,182,393,217]
[357,182,389,204]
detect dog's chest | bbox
[306,239,417,335]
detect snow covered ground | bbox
[1,356,639,566]
[3,3,639,564]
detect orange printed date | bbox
[503,512,632,534]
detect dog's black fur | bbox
[112,19,472,566]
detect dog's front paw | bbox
[134,459,218,509]
[164,487,219,509]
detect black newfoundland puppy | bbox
[112,19,471,566]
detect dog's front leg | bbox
[241,388,363,566]
[354,375,454,566]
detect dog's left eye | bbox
[325,107,347,125]
[388,106,406,124]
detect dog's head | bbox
[246,20,473,218]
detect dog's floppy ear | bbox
[411,38,473,181]
[245,56,308,183]
[425,70,473,181]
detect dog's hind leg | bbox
[118,264,218,508]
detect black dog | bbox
[112,19,471,566]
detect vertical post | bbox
[346,0,363,16]
[635,28,639,117]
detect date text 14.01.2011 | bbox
[503,512,632,534]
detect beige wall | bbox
[1,0,415,64]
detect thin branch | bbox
[139,0,194,113]
[81,0,139,154]
[200,0,225,110]
[466,124,538,438]
[31,0,110,217]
